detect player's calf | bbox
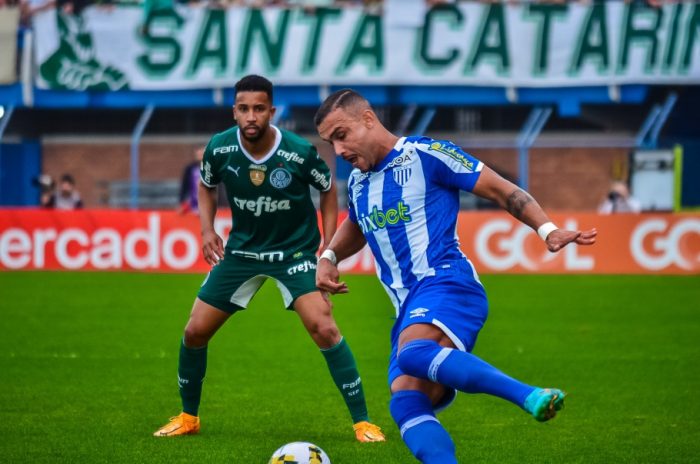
[397,339,534,406]
[390,390,457,464]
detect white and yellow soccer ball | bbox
[268,442,331,464]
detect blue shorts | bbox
[388,259,488,411]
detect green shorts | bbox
[197,254,319,313]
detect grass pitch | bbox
[0,271,698,463]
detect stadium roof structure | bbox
[0,81,679,199]
[0,82,649,117]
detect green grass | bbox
[0,272,699,463]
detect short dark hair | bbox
[234,74,273,102]
[60,174,75,185]
[314,88,369,126]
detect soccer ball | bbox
[268,441,331,464]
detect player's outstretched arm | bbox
[319,181,338,251]
[472,166,597,252]
[316,219,367,294]
[198,181,224,265]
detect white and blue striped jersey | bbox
[347,136,484,311]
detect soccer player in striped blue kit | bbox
[314,90,597,463]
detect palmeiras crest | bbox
[270,168,292,189]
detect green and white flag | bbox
[34,2,700,90]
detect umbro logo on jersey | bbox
[352,183,364,199]
[213,145,239,155]
[227,166,240,176]
[409,308,429,318]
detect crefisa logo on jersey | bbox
[202,161,213,184]
[270,168,292,189]
[276,149,304,164]
[310,168,330,190]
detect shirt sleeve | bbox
[347,176,358,224]
[303,145,333,192]
[417,139,484,192]
[199,139,220,187]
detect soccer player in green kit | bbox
[154,75,385,442]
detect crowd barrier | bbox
[0,209,698,274]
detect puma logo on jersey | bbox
[227,166,240,176]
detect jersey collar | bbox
[237,125,282,164]
[372,136,407,172]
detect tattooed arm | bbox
[471,166,597,251]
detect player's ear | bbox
[362,109,374,128]
[270,105,276,119]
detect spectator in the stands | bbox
[19,0,54,26]
[43,173,84,210]
[178,146,204,214]
[598,180,642,214]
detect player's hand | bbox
[316,258,349,295]
[545,228,597,252]
[201,229,224,265]
[320,291,334,309]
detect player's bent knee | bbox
[397,339,443,379]
[183,324,211,348]
[308,321,340,348]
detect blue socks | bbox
[398,339,534,407]
[390,390,457,464]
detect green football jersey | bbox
[200,125,332,262]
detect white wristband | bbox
[537,222,558,241]
[319,249,337,265]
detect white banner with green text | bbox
[33,2,700,90]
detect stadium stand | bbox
[0,0,699,210]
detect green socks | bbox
[177,337,367,421]
[321,337,369,423]
[178,339,207,416]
